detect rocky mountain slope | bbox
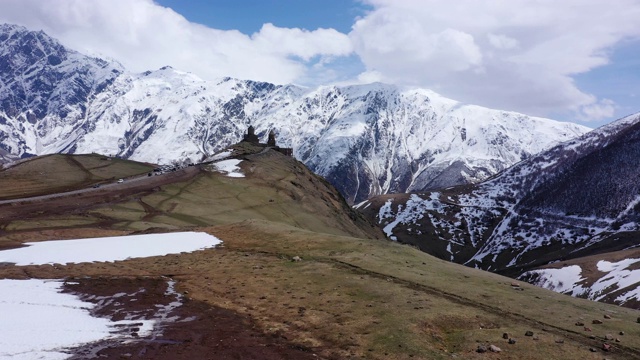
[519,248,640,308]
[0,23,590,203]
[359,112,640,279]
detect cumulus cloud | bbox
[350,0,640,121]
[0,0,352,84]
[487,33,518,50]
[0,0,637,123]
[577,99,616,121]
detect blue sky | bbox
[2,0,639,128]
[154,0,367,34]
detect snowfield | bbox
[0,232,221,265]
[0,279,154,360]
[211,159,245,178]
[0,232,222,359]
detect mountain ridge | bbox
[0,23,590,203]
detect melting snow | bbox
[212,159,244,178]
[0,231,223,359]
[0,279,154,360]
[523,265,585,294]
[0,232,222,266]
[522,258,640,305]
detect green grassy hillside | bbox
[0,147,638,359]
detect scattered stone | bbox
[604,314,612,319]
[602,343,612,352]
[592,319,603,324]
[502,333,509,339]
[584,327,592,332]
[615,338,621,343]
[637,316,640,323]
[510,282,520,287]
[533,336,539,341]
[525,331,534,336]
[555,339,564,344]
[619,331,625,336]
[508,338,517,344]
[589,335,596,340]
[575,321,585,326]
[489,345,501,353]
[292,256,302,262]
[605,334,614,340]
[589,347,597,352]
[477,345,487,353]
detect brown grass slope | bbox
[0,153,154,200]
[0,147,639,359]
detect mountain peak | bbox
[0,24,591,204]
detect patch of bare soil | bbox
[62,277,321,360]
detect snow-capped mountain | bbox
[0,24,590,203]
[359,112,640,274]
[0,24,123,160]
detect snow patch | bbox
[212,159,244,178]
[0,279,154,360]
[0,232,221,266]
[523,258,640,305]
[523,265,585,294]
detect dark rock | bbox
[604,314,612,319]
[592,319,603,324]
[525,331,534,336]
[619,331,625,336]
[502,332,509,339]
[555,339,564,344]
[575,321,584,326]
[508,338,516,344]
[589,347,597,352]
[476,345,487,353]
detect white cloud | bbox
[0,0,352,85]
[0,0,638,123]
[487,33,519,50]
[577,98,616,121]
[351,0,640,122]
